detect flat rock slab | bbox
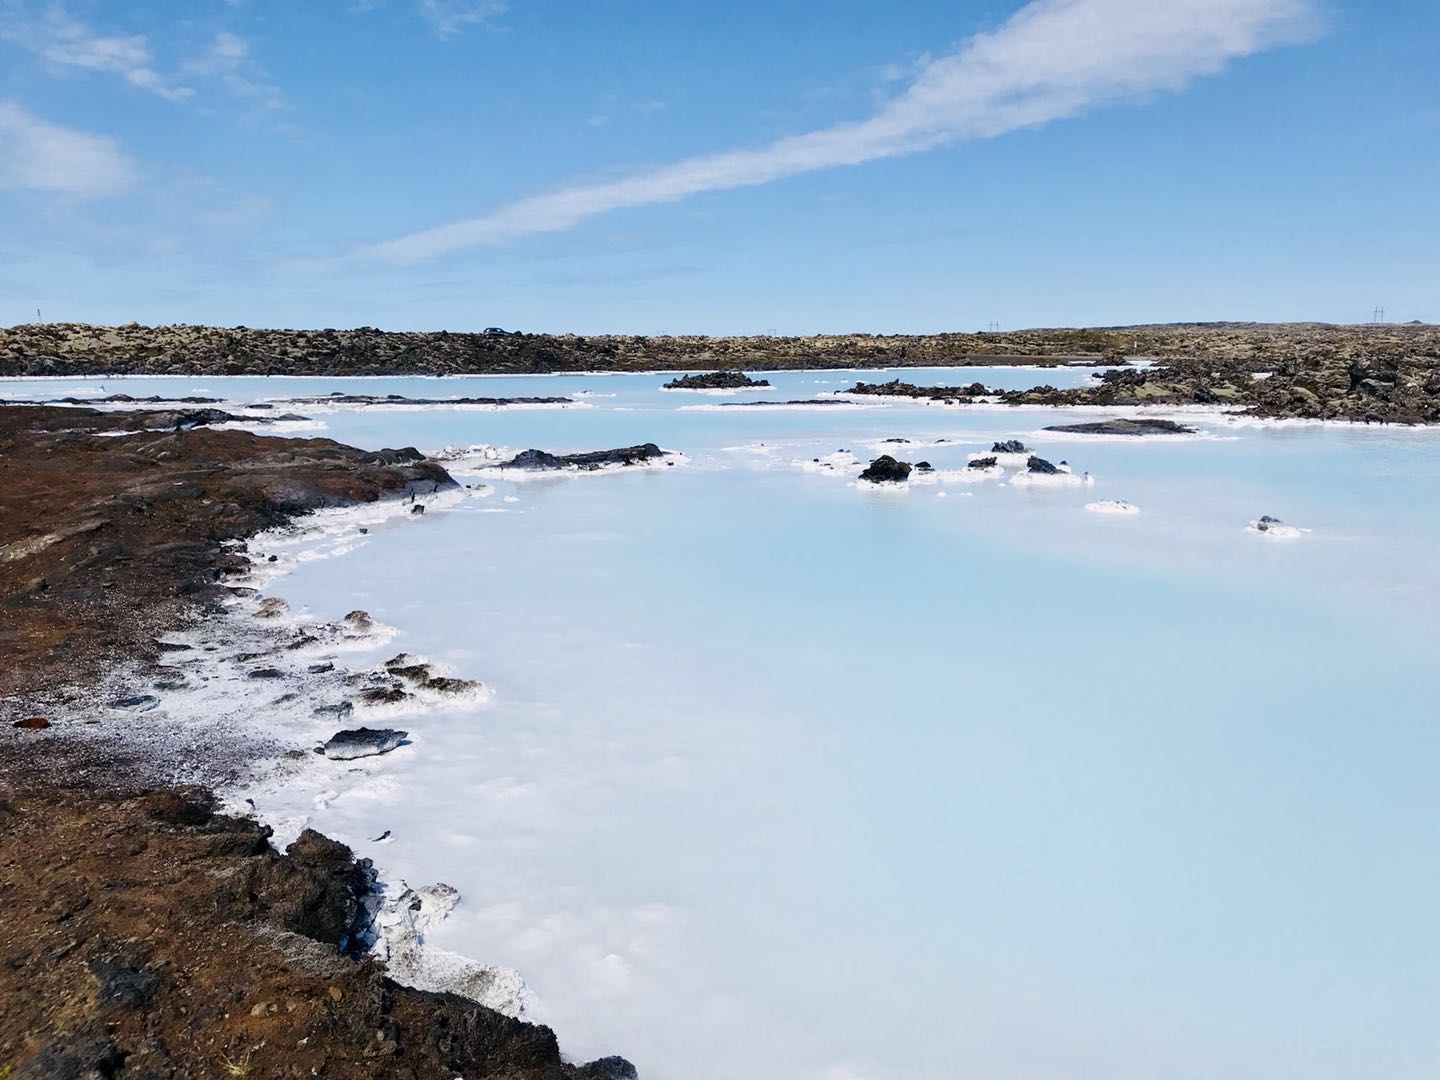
[1042,418,1196,436]
[321,727,408,760]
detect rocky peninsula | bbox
[0,404,633,1079]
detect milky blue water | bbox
[8,371,1440,1079]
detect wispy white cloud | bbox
[0,2,193,100]
[361,0,1320,262]
[182,31,284,110]
[417,0,507,37]
[0,101,136,196]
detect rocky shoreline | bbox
[839,334,1440,424]
[0,404,633,1079]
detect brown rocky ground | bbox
[0,405,632,1079]
[0,405,450,699]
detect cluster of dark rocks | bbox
[499,443,670,470]
[662,370,771,389]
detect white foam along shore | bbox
[55,482,539,1022]
[1086,500,1141,515]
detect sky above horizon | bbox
[0,0,1436,334]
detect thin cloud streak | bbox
[360,0,1319,263]
[0,101,136,196]
[0,2,193,100]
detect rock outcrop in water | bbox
[662,370,771,389]
[276,391,573,407]
[843,379,990,402]
[991,439,1030,453]
[322,727,408,760]
[499,443,670,470]
[858,455,913,483]
[1026,456,1061,475]
[1043,418,1196,436]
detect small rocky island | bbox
[1043,418,1197,436]
[662,370,771,390]
[499,443,671,470]
[858,455,913,483]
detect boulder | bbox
[858,455,912,483]
[321,727,408,760]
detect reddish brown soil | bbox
[0,405,449,701]
[0,405,632,1079]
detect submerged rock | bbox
[1042,418,1195,436]
[858,455,912,483]
[357,684,409,706]
[255,597,288,619]
[321,727,408,760]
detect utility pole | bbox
[1372,306,1386,325]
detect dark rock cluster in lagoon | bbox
[1042,418,1197,436]
[858,455,913,483]
[499,443,670,470]
[716,399,854,407]
[843,378,990,402]
[662,370,771,389]
[276,391,574,407]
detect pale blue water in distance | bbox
[9,371,1440,1079]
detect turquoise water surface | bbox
[8,372,1439,1079]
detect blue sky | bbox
[0,0,1435,332]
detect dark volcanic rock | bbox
[1043,418,1196,436]
[279,392,572,407]
[844,379,989,401]
[858,455,912,483]
[1026,455,1060,474]
[968,456,999,470]
[500,443,669,470]
[991,439,1029,453]
[716,399,851,407]
[321,727,408,759]
[662,370,770,390]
